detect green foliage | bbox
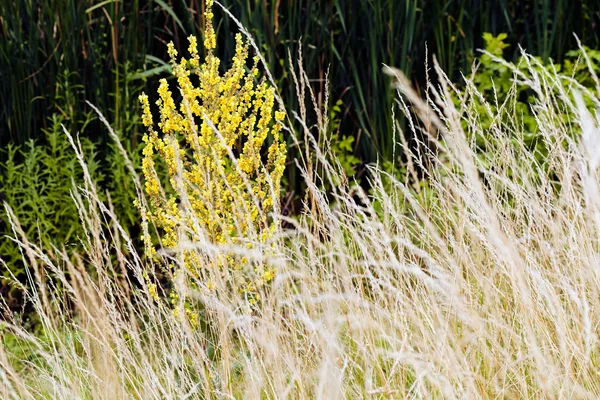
[0,114,141,299]
[482,32,510,57]
[331,135,361,177]
[564,47,600,85]
[327,99,360,177]
[460,33,600,159]
[0,114,92,292]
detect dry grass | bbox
[2,50,600,399]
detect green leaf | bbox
[154,0,187,35]
[85,0,119,14]
[128,65,171,81]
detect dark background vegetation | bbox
[1,0,600,305]
[3,0,600,161]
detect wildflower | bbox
[139,0,286,298]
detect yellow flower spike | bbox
[139,93,154,127]
[140,0,286,305]
[167,42,178,60]
[188,35,198,57]
[203,2,216,51]
[148,283,159,301]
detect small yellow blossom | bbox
[275,110,286,121]
[139,93,153,127]
[167,42,178,60]
[148,283,159,301]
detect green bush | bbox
[0,113,141,302]
[457,33,600,164]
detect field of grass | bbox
[3,0,600,399]
[2,27,600,396]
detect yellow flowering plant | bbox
[138,0,286,302]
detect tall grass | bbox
[187,0,600,164]
[0,0,143,146]
[3,0,599,161]
[2,47,600,398]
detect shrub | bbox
[0,113,142,305]
[459,33,600,163]
[138,0,287,300]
